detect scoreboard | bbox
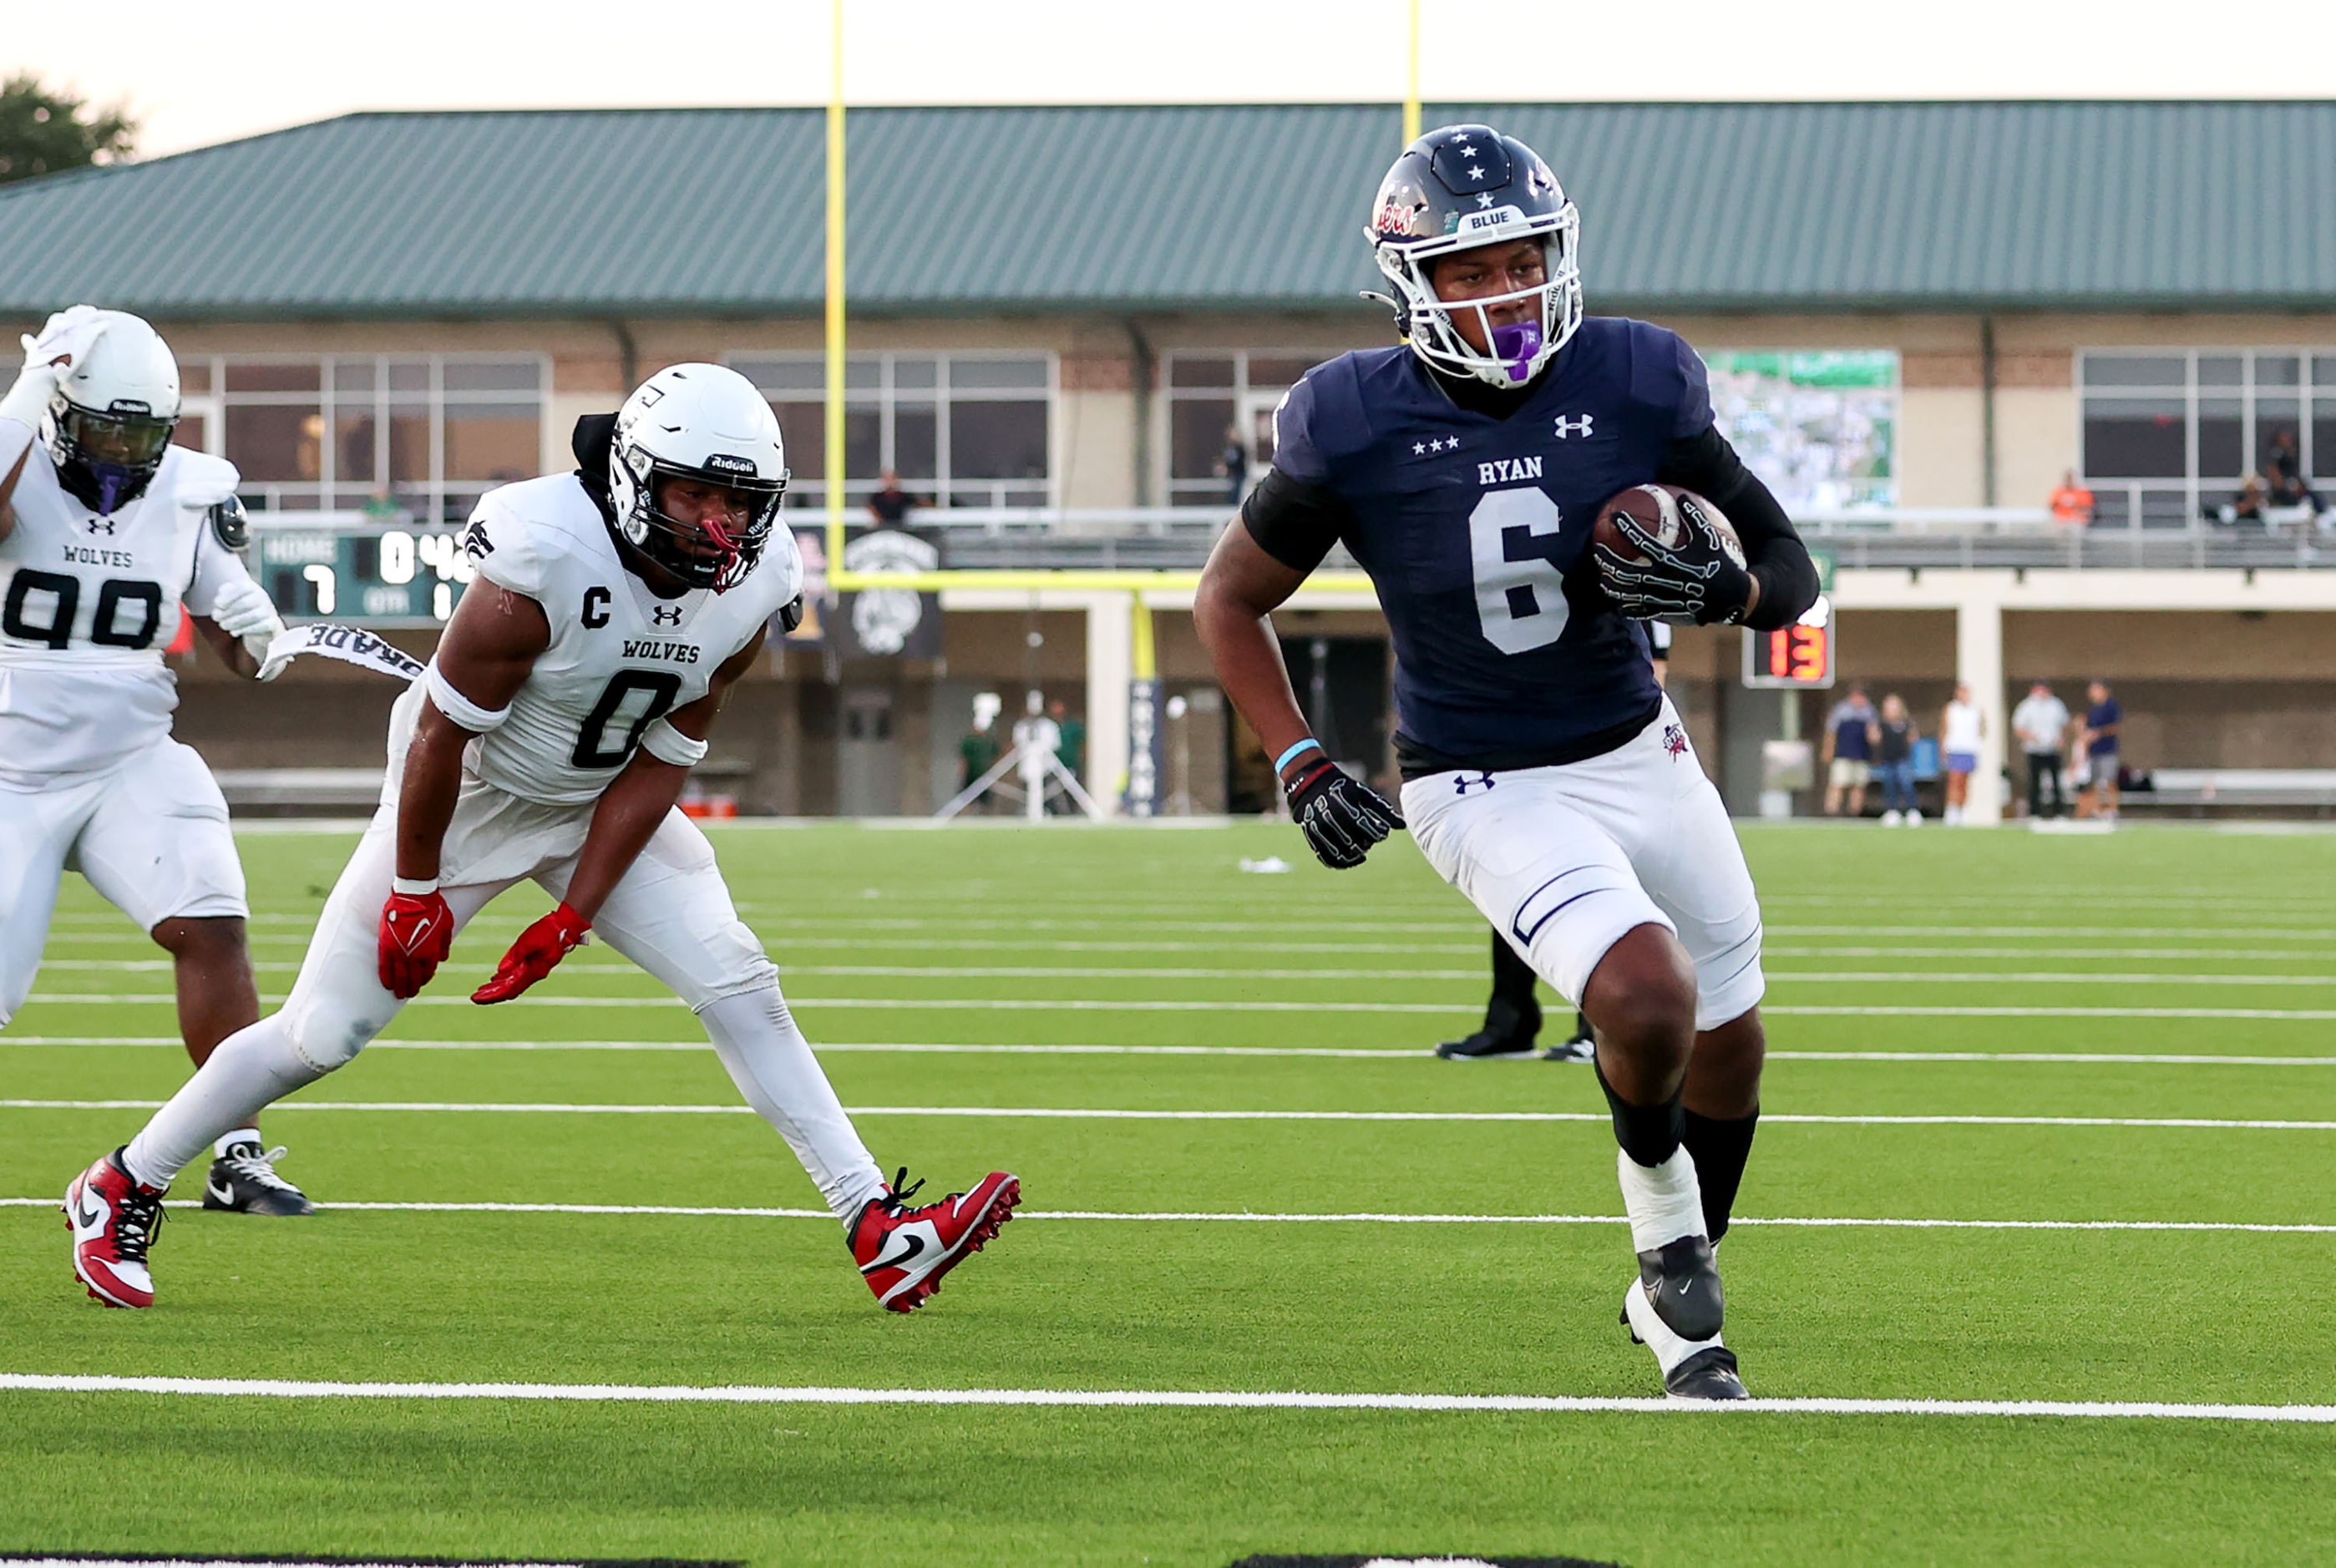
[255,516,476,627]
[1741,594,1836,689]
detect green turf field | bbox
[4,819,2333,1565]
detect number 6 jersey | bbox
[438,472,802,806]
[0,429,250,788]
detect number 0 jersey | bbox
[0,425,250,787]
[1248,317,1713,771]
[443,473,802,806]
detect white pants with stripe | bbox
[1401,700,1765,1032]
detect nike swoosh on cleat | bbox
[861,1231,927,1275]
[70,1186,107,1238]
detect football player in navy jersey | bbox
[1195,125,1818,1399]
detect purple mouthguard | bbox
[1490,321,1543,382]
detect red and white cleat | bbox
[65,1149,168,1309]
[849,1166,1020,1313]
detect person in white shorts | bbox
[1195,124,1822,1397]
[0,306,315,1217]
[1939,683,1984,825]
[68,363,1020,1313]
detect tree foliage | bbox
[0,73,137,187]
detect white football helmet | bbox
[43,310,181,514]
[1366,124,1584,388]
[607,363,788,592]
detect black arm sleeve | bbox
[1657,424,1821,632]
[1239,466,1354,574]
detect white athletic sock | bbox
[697,987,888,1224]
[122,1017,325,1188]
[1616,1146,1708,1254]
[213,1128,263,1158]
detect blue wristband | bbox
[1274,739,1324,774]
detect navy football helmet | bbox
[1365,124,1583,387]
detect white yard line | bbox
[0,1371,2322,1422]
[11,1035,2336,1066]
[7,1099,2334,1129]
[3,1196,2326,1234]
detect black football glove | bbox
[1594,493,1754,626]
[1285,757,1405,870]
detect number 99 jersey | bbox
[0,438,249,787]
[438,473,803,807]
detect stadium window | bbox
[1160,351,1339,504]
[191,353,546,524]
[731,352,1057,510]
[2080,349,2336,526]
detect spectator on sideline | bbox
[1218,425,1249,504]
[1874,694,1920,826]
[1044,698,1087,814]
[1939,681,1984,825]
[958,711,1001,814]
[1822,683,1880,817]
[2049,470,2095,526]
[2266,431,2318,510]
[2012,680,2072,819]
[2080,679,2123,822]
[868,468,914,526]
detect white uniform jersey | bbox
[447,473,801,806]
[0,424,250,787]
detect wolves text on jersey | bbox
[620,637,702,664]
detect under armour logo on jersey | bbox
[1553,414,1595,439]
[1454,771,1497,795]
[650,604,685,627]
[84,516,117,536]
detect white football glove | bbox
[206,576,287,670]
[1,305,108,428]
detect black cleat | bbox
[1436,996,1539,1060]
[1664,1345,1751,1400]
[1636,1233,1725,1342]
[1541,1019,1596,1063]
[203,1137,316,1216]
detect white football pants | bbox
[1401,698,1765,1032]
[0,738,247,1026]
[121,790,887,1222]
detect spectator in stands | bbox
[2012,680,2072,819]
[868,468,913,526]
[958,710,1001,814]
[2265,431,2318,510]
[2049,470,2095,526]
[1874,693,1920,826]
[2079,679,2122,822]
[2217,475,2268,527]
[1822,683,1879,817]
[1218,425,1249,504]
[1939,682,1984,826]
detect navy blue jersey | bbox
[1264,316,1710,768]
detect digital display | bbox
[256,522,478,626]
[1742,595,1836,689]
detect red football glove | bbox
[378,889,455,999]
[472,902,591,1005]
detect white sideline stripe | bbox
[0,1372,2324,1422]
[36,994,2336,1019]
[8,1099,2336,1130]
[34,959,2336,986]
[10,1036,2336,1067]
[3,1196,2328,1234]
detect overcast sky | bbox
[17,0,2336,159]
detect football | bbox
[1592,483,1747,569]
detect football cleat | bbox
[204,1136,316,1216]
[1435,994,1541,1060]
[65,1149,168,1309]
[1622,1276,1750,1401]
[849,1166,1020,1313]
[1542,1013,1596,1063]
[1635,1232,1725,1341]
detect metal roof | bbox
[1,101,2331,319]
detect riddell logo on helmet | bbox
[105,399,153,415]
[704,453,755,476]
